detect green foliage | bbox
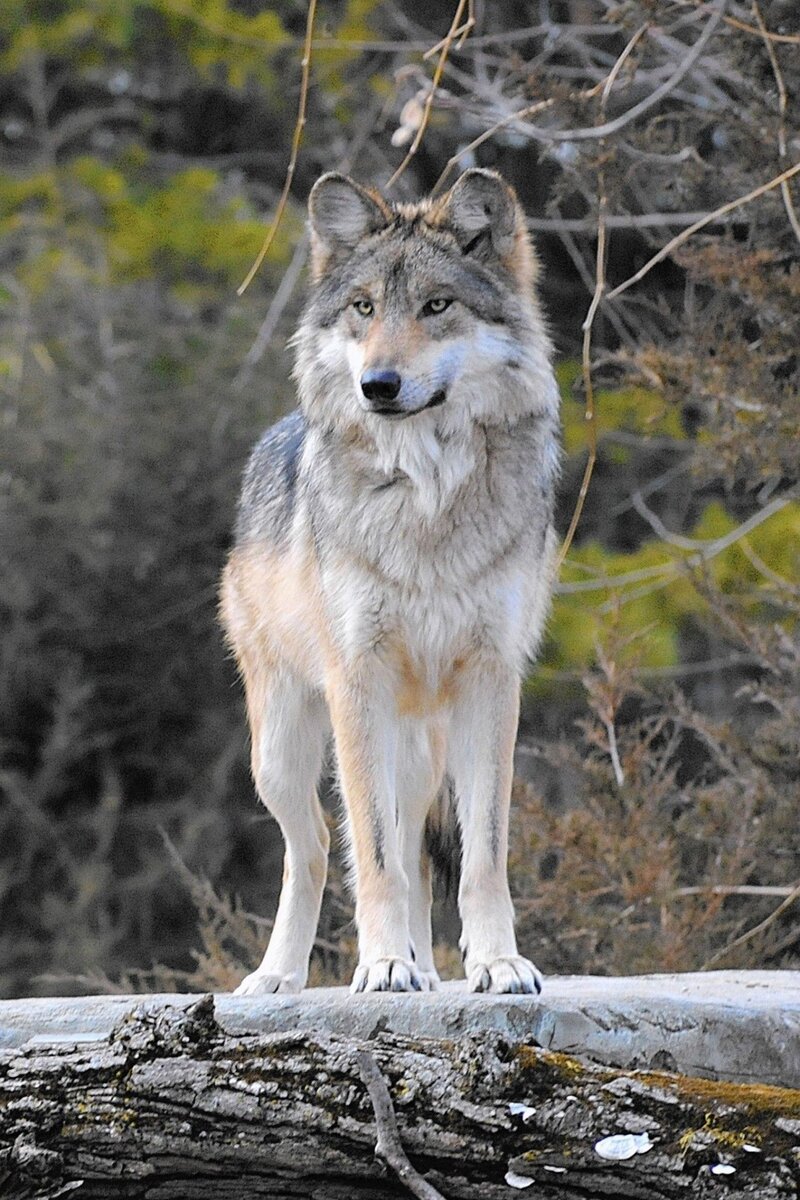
[557,361,685,456]
[0,160,297,299]
[539,364,799,676]
[1,0,291,87]
[2,1,135,69]
[543,495,800,673]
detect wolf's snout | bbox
[361,369,402,405]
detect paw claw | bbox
[234,969,303,996]
[350,957,423,994]
[466,955,543,996]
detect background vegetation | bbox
[1,0,798,997]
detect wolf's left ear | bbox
[435,169,525,270]
[308,173,390,279]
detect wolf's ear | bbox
[435,168,524,269]
[308,174,390,279]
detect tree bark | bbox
[1,994,798,1199]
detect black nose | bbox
[361,369,402,404]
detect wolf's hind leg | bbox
[235,668,329,996]
[449,663,543,996]
[396,722,446,990]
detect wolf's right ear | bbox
[433,169,534,285]
[308,174,390,280]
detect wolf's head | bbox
[293,169,556,442]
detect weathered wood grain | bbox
[1,993,799,1198]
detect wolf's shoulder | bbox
[234,409,306,545]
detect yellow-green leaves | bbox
[2,158,298,297]
[539,362,799,677]
[557,360,685,455]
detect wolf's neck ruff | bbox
[221,169,560,999]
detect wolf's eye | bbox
[353,298,374,317]
[422,297,452,317]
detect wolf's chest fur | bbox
[304,410,558,685]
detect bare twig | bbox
[434,5,722,192]
[514,1,728,145]
[631,491,701,550]
[604,718,626,788]
[527,211,720,232]
[356,1049,445,1200]
[233,234,308,390]
[387,0,474,189]
[606,160,800,301]
[674,885,799,898]
[723,12,800,43]
[751,0,800,244]
[556,491,796,598]
[155,5,625,53]
[677,0,800,44]
[557,23,649,568]
[423,0,475,59]
[535,651,759,683]
[556,561,678,594]
[435,96,555,191]
[237,0,317,295]
[739,538,800,594]
[702,880,800,968]
[50,101,139,150]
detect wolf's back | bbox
[235,409,306,546]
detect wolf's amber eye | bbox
[353,299,374,317]
[422,297,452,316]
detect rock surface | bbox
[2,971,799,1087]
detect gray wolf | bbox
[220,168,560,995]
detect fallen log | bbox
[0,975,798,1199]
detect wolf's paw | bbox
[466,955,543,995]
[233,968,304,996]
[418,968,441,992]
[350,957,424,993]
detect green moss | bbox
[514,1044,593,1083]
[638,1071,800,1117]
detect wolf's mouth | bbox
[424,389,447,410]
[370,388,448,419]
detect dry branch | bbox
[557,22,649,566]
[356,1049,446,1200]
[237,0,318,295]
[387,0,474,189]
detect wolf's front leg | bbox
[328,669,421,992]
[235,673,330,997]
[450,663,543,995]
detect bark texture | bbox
[1,994,799,1199]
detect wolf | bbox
[220,168,560,995]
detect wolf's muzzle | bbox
[362,369,447,418]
